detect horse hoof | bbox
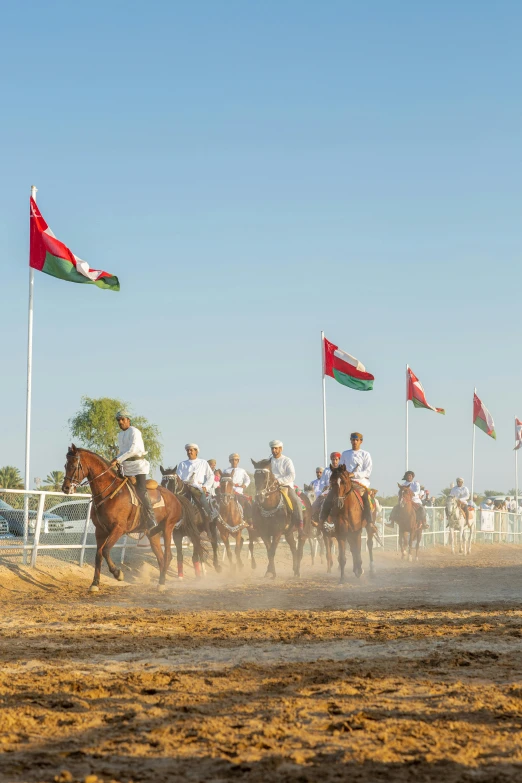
[116,570,124,582]
[408,555,413,562]
[251,561,257,570]
[88,585,99,593]
[158,584,166,592]
[177,576,184,580]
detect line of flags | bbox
[322,334,516,444]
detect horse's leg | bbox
[90,528,107,592]
[337,536,347,583]
[400,528,406,559]
[222,530,234,569]
[235,532,244,569]
[325,534,333,573]
[285,530,300,577]
[459,521,464,554]
[367,531,375,576]
[147,527,168,589]
[102,525,128,582]
[156,521,173,590]
[296,528,306,577]
[349,531,364,578]
[261,535,273,577]
[265,533,282,579]
[248,529,257,570]
[208,519,222,573]
[319,531,325,563]
[174,530,184,578]
[415,529,421,561]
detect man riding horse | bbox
[269,439,303,529]
[320,433,374,529]
[223,453,252,523]
[448,477,471,524]
[386,470,428,530]
[176,444,219,524]
[109,410,156,531]
[311,451,341,524]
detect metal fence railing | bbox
[1,490,522,568]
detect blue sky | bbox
[1,0,521,495]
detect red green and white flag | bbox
[473,391,496,439]
[29,197,119,291]
[514,418,522,450]
[407,367,445,414]
[323,336,374,391]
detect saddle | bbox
[127,478,165,509]
[279,486,293,513]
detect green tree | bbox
[376,494,398,507]
[483,489,504,498]
[39,471,65,492]
[69,396,162,468]
[0,466,24,489]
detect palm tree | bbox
[0,466,24,489]
[40,471,65,492]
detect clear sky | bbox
[1,1,521,496]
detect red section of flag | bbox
[323,337,374,381]
[406,367,445,414]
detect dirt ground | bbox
[1,543,522,783]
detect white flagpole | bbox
[321,330,328,467]
[471,388,476,504]
[515,416,519,516]
[405,364,409,471]
[25,185,37,491]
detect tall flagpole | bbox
[471,388,476,504]
[405,364,409,471]
[515,416,519,517]
[321,330,328,467]
[25,185,37,491]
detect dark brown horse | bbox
[215,472,252,570]
[393,483,422,561]
[250,458,305,578]
[327,465,376,583]
[159,466,221,576]
[62,446,205,591]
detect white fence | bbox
[1,489,522,568]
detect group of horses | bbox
[61,446,476,593]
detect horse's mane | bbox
[68,446,111,468]
[251,457,272,471]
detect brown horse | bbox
[215,472,252,570]
[250,458,305,578]
[393,483,422,561]
[327,465,376,583]
[159,466,221,576]
[62,446,205,591]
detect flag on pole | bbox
[29,197,120,291]
[323,336,374,391]
[407,367,445,414]
[514,418,522,450]
[473,392,496,439]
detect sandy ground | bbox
[1,543,522,782]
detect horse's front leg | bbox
[285,529,300,577]
[102,525,128,584]
[338,537,347,583]
[324,533,333,573]
[459,522,464,554]
[208,519,222,573]
[222,530,235,569]
[367,531,375,576]
[174,530,184,578]
[235,532,244,569]
[349,530,364,578]
[248,528,257,570]
[90,528,107,592]
[408,529,414,562]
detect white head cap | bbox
[269,439,283,448]
[229,453,240,460]
[185,443,199,451]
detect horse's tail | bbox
[176,494,209,563]
[300,493,313,537]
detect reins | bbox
[65,452,128,507]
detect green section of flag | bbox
[474,414,496,439]
[43,252,120,290]
[333,368,374,391]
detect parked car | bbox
[45,499,92,534]
[0,499,64,536]
[0,513,15,539]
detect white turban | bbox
[269,439,283,448]
[229,453,240,460]
[316,467,324,472]
[185,443,199,451]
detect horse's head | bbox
[218,471,235,503]
[251,457,276,497]
[160,465,183,493]
[398,483,414,507]
[330,464,351,494]
[62,444,88,495]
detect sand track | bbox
[1,545,522,782]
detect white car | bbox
[45,499,93,534]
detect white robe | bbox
[116,426,150,476]
[176,458,214,492]
[270,455,296,487]
[450,485,470,504]
[223,466,251,494]
[311,476,324,498]
[402,479,422,505]
[340,448,372,488]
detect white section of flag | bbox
[333,348,366,372]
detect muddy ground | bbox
[1,543,522,782]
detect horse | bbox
[159,466,222,576]
[214,472,253,570]
[394,483,422,561]
[250,458,305,579]
[62,445,205,592]
[445,496,475,555]
[327,465,376,582]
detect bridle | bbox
[65,451,122,503]
[218,475,235,504]
[330,470,354,509]
[161,473,185,495]
[399,486,413,508]
[254,468,280,503]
